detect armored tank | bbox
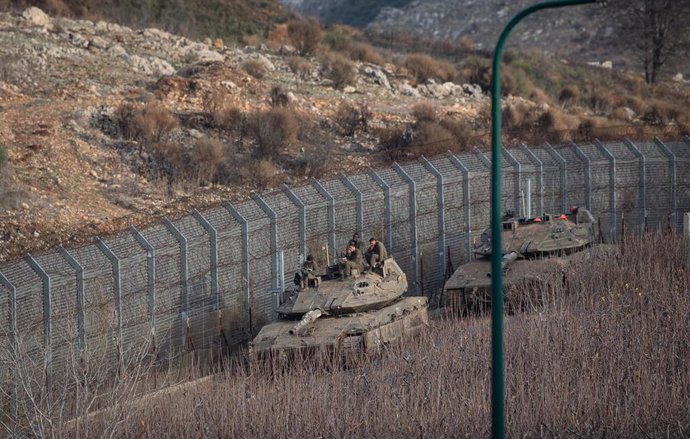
[251,257,428,359]
[444,209,600,311]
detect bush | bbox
[287,17,322,56]
[320,52,356,90]
[377,126,411,152]
[410,121,455,156]
[203,90,243,131]
[347,42,384,65]
[558,85,580,105]
[287,56,311,80]
[251,108,299,158]
[322,30,352,52]
[115,101,178,151]
[440,118,474,152]
[403,53,456,84]
[191,138,224,184]
[411,102,436,124]
[334,102,370,136]
[243,59,267,79]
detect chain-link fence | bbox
[1,137,689,408]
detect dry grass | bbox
[286,56,311,80]
[251,107,299,158]
[287,17,322,56]
[319,51,357,90]
[402,53,457,85]
[243,59,268,79]
[20,233,686,438]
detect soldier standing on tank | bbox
[339,243,363,280]
[365,237,388,271]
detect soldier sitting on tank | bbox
[339,243,363,280]
[364,237,388,273]
[297,254,319,288]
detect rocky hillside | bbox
[0,7,687,262]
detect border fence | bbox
[1,137,689,407]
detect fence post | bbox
[449,153,472,262]
[163,218,189,332]
[95,238,123,365]
[281,184,307,261]
[594,140,617,239]
[368,169,393,255]
[0,271,18,417]
[25,254,52,390]
[420,156,447,282]
[518,143,544,216]
[131,227,156,339]
[393,162,419,296]
[624,139,647,231]
[545,143,568,213]
[311,179,337,263]
[224,203,252,333]
[569,141,592,211]
[252,194,280,290]
[58,246,85,351]
[339,175,364,239]
[502,147,522,216]
[191,209,219,310]
[654,138,677,229]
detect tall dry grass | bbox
[4,233,689,437]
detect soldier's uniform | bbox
[365,240,388,268]
[340,248,363,278]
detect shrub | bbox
[320,52,356,90]
[191,138,224,184]
[248,159,281,188]
[203,90,243,131]
[642,100,684,126]
[322,30,352,52]
[410,121,455,156]
[411,102,437,124]
[151,141,189,184]
[270,86,290,107]
[377,126,410,152]
[440,118,474,151]
[287,56,311,80]
[243,59,267,79]
[287,17,322,56]
[403,53,456,84]
[347,42,384,65]
[558,85,580,105]
[251,108,299,158]
[133,101,178,145]
[334,102,370,136]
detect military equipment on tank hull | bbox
[443,209,599,312]
[251,257,429,360]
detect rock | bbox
[124,54,153,75]
[249,54,275,72]
[107,44,128,57]
[601,60,613,69]
[188,129,204,139]
[672,73,684,82]
[221,80,237,89]
[279,45,297,55]
[143,27,174,40]
[95,21,126,34]
[343,86,357,94]
[149,57,176,76]
[22,7,53,30]
[203,38,213,46]
[462,83,483,97]
[89,36,109,50]
[363,65,391,89]
[286,92,297,103]
[399,83,420,97]
[619,107,636,120]
[20,202,29,210]
[213,38,224,50]
[426,82,452,98]
[68,32,89,48]
[180,43,224,63]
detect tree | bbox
[607,0,690,84]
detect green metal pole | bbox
[490,2,595,438]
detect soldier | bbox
[365,237,388,270]
[569,206,595,224]
[339,243,363,280]
[350,233,363,251]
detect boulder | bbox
[363,65,391,89]
[22,7,53,30]
[89,36,109,50]
[180,43,224,63]
[248,54,275,72]
[149,57,176,76]
[343,86,357,94]
[462,83,483,97]
[399,83,420,97]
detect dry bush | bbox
[251,108,299,159]
[321,30,352,52]
[347,42,384,65]
[558,85,580,106]
[411,102,437,124]
[135,101,178,144]
[377,125,410,152]
[610,106,634,121]
[320,52,356,90]
[457,35,474,51]
[247,159,281,188]
[403,53,456,84]
[287,17,322,56]
[410,121,455,156]
[203,90,243,131]
[334,102,370,136]
[150,141,189,183]
[440,118,474,152]
[589,88,616,113]
[287,56,311,80]
[641,100,684,126]
[243,59,267,79]
[190,138,224,184]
